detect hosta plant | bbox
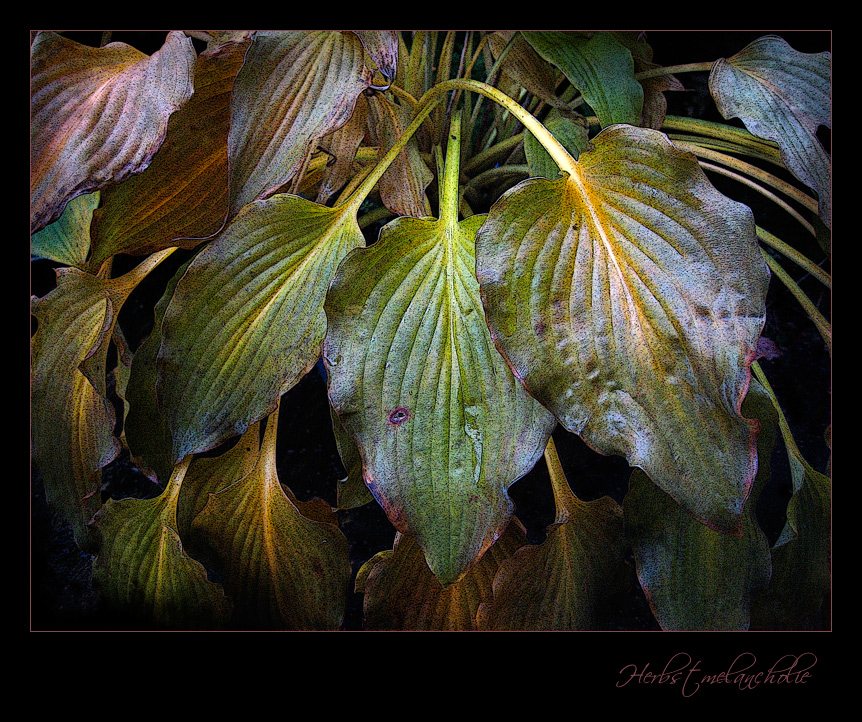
[30,30,831,631]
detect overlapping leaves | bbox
[324,119,556,585]
[30,31,196,234]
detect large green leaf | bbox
[521,31,643,128]
[227,31,373,216]
[156,195,364,462]
[30,31,195,234]
[709,35,831,229]
[475,124,770,534]
[324,118,556,584]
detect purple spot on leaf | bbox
[388,407,411,425]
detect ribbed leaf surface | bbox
[157,195,364,462]
[324,212,556,584]
[476,125,769,534]
[709,35,832,228]
[227,31,372,216]
[30,31,195,233]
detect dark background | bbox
[30,30,831,633]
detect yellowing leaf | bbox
[324,115,556,584]
[476,124,770,535]
[190,413,351,629]
[30,31,196,233]
[157,195,364,462]
[227,31,372,216]
[709,35,832,228]
[31,270,120,549]
[92,459,233,629]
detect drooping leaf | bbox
[30,191,99,268]
[358,522,527,630]
[92,458,233,629]
[31,251,175,549]
[30,31,196,234]
[190,412,351,629]
[623,379,776,631]
[354,31,399,83]
[31,270,120,550]
[477,438,628,630]
[521,31,643,128]
[324,116,556,584]
[709,35,832,228]
[89,38,250,268]
[227,31,373,216]
[316,94,370,206]
[123,254,197,484]
[157,194,364,462]
[475,124,770,535]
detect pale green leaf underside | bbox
[476,125,770,533]
[709,35,831,228]
[157,194,364,462]
[324,213,556,585]
[30,191,99,267]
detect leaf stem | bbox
[760,249,832,354]
[636,61,715,80]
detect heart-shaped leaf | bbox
[476,124,770,534]
[324,116,556,584]
[709,35,831,228]
[30,31,195,234]
[157,195,364,462]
